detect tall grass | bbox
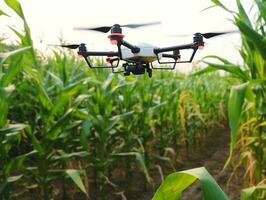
[0,0,233,199]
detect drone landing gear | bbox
[123,63,152,78]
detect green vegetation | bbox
[195,0,266,198]
[156,0,266,199]
[0,0,265,199]
[152,167,229,200]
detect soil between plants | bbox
[136,126,244,200]
[14,126,244,200]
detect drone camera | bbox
[124,64,145,75]
[123,63,152,77]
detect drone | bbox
[54,22,235,77]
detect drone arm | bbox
[162,53,179,59]
[152,43,200,70]
[120,40,140,54]
[82,51,119,57]
[79,50,120,69]
[154,43,196,54]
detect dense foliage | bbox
[194,0,266,199]
[0,1,234,199]
[4,0,266,199]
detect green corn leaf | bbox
[31,134,45,156]
[235,17,266,61]
[80,120,92,150]
[102,73,114,90]
[193,62,249,81]
[65,169,87,195]
[204,62,249,81]
[7,150,37,174]
[4,0,37,64]
[7,175,23,183]
[113,152,151,183]
[191,66,219,76]
[0,46,31,67]
[0,89,9,128]
[152,167,229,200]
[0,175,23,194]
[241,184,266,200]
[8,26,28,46]
[0,123,26,135]
[49,79,83,117]
[254,0,266,23]
[110,111,135,121]
[211,0,233,13]
[201,55,235,65]
[36,82,53,111]
[225,82,249,167]
[0,9,9,17]
[4,0,24,19]
[46,109,73,140]
[1,55,23,87]
[236,0,252,27]
[153,173,196,200]
[48,71,64,89]
[52,151,89,162]
[5,154,29,174]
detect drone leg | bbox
[145,63,152,78]
[123,63,130,76]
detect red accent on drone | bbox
[106,57,112,63]
[108,33,125,38]
[111,40,118,45]
[77,52,83,58]
[198,42,205,50]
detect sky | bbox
[0,0,245,71]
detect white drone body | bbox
[121,42,162,63]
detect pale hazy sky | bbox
[0,0,245,70]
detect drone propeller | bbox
[74,21,161,33]
[166,30,238,39]
[49,44,81,49]
[200,30,238,39]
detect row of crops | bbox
[1,0,266,199]
[0,41,233,199]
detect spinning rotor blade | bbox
[50,44,80,49]
[74,26,111,33]
[120,21,161,28]
[74,21,161,33]
[166,30,238,39]
[201,30,238,39]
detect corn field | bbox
[0,0,266,199]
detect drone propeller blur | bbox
[52,21,237,78]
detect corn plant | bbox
[0,47,32,199]
[1,1,90,199]
[197,0,266,198]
